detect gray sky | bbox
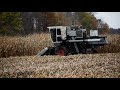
[94,12,120,29]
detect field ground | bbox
[0,53,120,78]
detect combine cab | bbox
[37,25,107,56]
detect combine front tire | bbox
[55,46,68,56]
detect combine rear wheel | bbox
[55,46,68,56]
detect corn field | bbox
[0,33,120,58]
[0,33,120,78]
[97,34,120,53]
[0,33,53,58]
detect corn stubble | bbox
[0,53,120,78]
[0,33,120,78]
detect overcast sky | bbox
[94,12,120,29]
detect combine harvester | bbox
[37,25,107,56]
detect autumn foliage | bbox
[0,12,110,35]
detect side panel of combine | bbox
[61,27,67,40]
[90,30,98,37]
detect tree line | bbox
[0,12,110,36]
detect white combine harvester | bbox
[37,25,107,56]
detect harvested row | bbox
[0,53,120,78]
